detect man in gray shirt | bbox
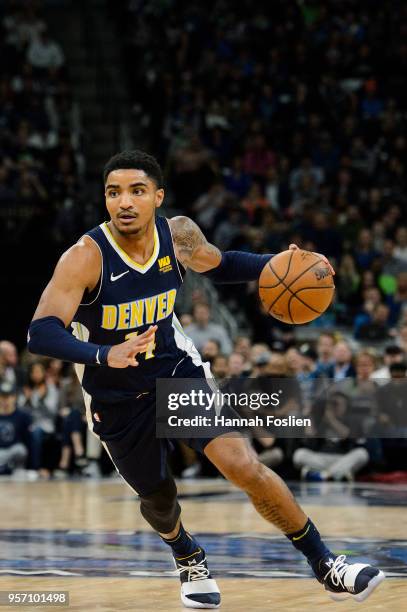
[185,302,233,355]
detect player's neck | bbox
[107,218,156,264]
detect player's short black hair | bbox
[103,150,164,188]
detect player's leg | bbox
[204,434,385,602]
[90,397,220,609]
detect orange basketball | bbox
[259,249,335,324]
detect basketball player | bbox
[28,151,384,608]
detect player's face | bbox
[105,169,164,235]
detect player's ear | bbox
[155,188,164,209]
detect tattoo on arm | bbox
[170,216,221,268]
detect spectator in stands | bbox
[0,380,32,476]
[315,332,336,376]
[211,355,228,383]
[293,392,370,482]
[201,339,221,365]
[371,345,406,385]
[186,302,233,355]
[227,352,246,378]
[0,341,24,388]
[55,373,87,477]
[356,303,392,341]
[233,335,253,374]
[394,227,407,262]
[19,361,60,476]
[335,350,378,433]
[27,28,65,71]
[354,229,380,270]
[396,323,407,353]
[376,362,407,470]
[331,341,356,380]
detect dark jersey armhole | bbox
[80,272,102,306]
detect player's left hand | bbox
[288,243,335,276]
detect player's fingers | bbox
[129,340,151,354]
[126,356,139,367]
[313,252,336,275]
[137,325,157,339]
[288,243,300,250]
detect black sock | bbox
[161,523,200,558]
[286,518,333,574]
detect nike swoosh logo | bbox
[292,524,310,541]
[110,271,129,282]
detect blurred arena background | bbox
[1,0,406,482]
[0,1,407,609]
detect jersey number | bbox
[125,331,156,360]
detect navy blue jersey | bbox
[72,216,203,402]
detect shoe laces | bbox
[323,555,349,588]
[176,555,210,582]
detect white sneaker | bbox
[318,554,386,602]
[174,548,221,608]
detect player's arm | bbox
[169,216,334,283]
[28,237,156,368]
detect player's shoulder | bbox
[168,215,202,238]
[56,234,101,278]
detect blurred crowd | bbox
[1,320,406,481]
[1,0,406,481]
[116,0,407,338]
[0,0,84,252]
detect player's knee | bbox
[221,448,260,488]
[139,477,181,533]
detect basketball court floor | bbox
[0,477,406,610]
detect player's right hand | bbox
[107,325,158,368]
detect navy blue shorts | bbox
[89,357,220,496]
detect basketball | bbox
[259,250,335,324]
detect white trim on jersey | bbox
[165,217,184,284]
[100,222,160,274]
[171,313,222,415]
[71,321,95,433]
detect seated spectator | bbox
[396,323,407,353]
[315,331,336,376]
[335,350,379,430]
[375,362,407,470]
[186,302,233,355]
[0,340,25,387]
[51,370,87,477]
[386,271,407,325]
[354,228,381,270]
[330,340,356,380]
[227,352,246,378]
[19,361,60,476]
[293,393,370,481]
[201,339,221,365]
[222,156,252,198]
[241,182,271,224]
[379,238,407,278]
[27,28,65,72]
[336,254,361,309]
[0,380,32,476]
[394,226,407,263]
[353,287,384,337]
[293,346,321,414]
[211,355,228,383]
[371,345,406,385]
[356,303,392,341]
[233,335,253,374]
